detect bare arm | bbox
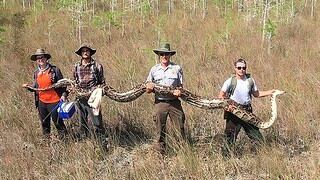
[145,81,154,93]
[252,89,275,98]
[218,90,227,99]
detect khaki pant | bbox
[153,99,186,153]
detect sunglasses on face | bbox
[159,53,170,57]
[236,66,246,70]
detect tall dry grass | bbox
[0,1,319,179]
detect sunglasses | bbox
[159,53,171,57]
[236,66,246,70]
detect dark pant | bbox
[38,101,67,138]
[154,99,186,153]
[76,98,107,147]
[224,105,264,147]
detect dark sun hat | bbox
[75,43,96,56]
[30,49,51,61]
[153,43,176,56]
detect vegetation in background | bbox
[0,0,319,179]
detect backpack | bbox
[226,73,254,98]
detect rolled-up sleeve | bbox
[146,67,154,82]
[177,66,183,86]
[97,64,106,86]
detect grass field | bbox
[0,1,319,179]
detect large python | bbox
[25,78,285,129]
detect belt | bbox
[238,103,252,111]
[240,104,251,108]
[155,98,179,103]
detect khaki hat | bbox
[75,43,96,56]
[30,49,51,61]
[153,43,176,56]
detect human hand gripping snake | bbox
[25,78,285,129]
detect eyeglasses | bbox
[159,53,170,57]
[36,56,45,60]
[81,49,90,53]
[236,66,246,70]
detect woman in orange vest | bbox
[23,49,67,140]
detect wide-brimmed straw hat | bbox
[75,43,96,56]
[153,43,176,56]
[30,49,51,61]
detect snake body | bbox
[26,79,284,129]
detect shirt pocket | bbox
[153,74,162,83]
[167,73,178,80]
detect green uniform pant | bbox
[223,104,264,153]
[153,99,186,153]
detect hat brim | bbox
[31,54,51,61]
[153,50,176,56]
[75,47,96,56]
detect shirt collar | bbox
[157,62,173,71]
[38,64,50,72]
[80,58,95,66]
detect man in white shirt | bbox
[219,58,275,155]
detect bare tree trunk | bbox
[290,0,294,18]
[193,0,197,15]
[156,30,160,64]
[92,0,95,16]
[48,19,55,45]
[141,0,145,28]
[78,13,82,44]
[311,0,315,17]
[168,0,172,15]
[156,0,159,18]
[261,0,269,45]
[238,0,243,12]
[182,0,187,18]
[77,1,84,45]
[121,0,125,37]
[108,0,114,42]
[267,33,272,55]
[22,0,25,11]
[84,0,88,12]
[276,0,279,20]
[224,0,227,15]
[202,0,207,19]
